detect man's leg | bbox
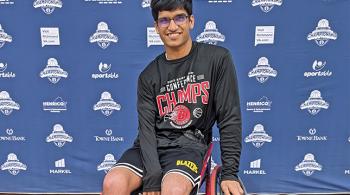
[102,167,142,195]
[161,172,193,195]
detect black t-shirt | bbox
[136,42,242,191]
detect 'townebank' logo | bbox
[90,22,118,49]
[307,19,337,47]
[33,0,62,14]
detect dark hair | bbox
[151,0,192,21]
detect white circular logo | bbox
[105,129,113,136]
[6,128,13,135]
[193,108,203,118]
[309,128,316,135]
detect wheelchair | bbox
[198,143,247,195]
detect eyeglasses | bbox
[157,14,189,28]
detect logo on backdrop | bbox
[1,153,27,175]
[0,91,20,116]
[245,124,272,148]
[33,0,62,15]
[196,21,225,45]
[248,57,277,83]
[147,27,163,47]
[94,129,124,142]
[141,0,150,7]
[243,159,266,175]
[252,0,282,13]
[43,97,67,113]
[0,61,16,78]
[93,91,121,116]
[90,22,118,49]
[0,24,12,48]
[208,0,232,3]
[295,153,322,176]
[0,128,26,142]
[40,27,60,47]
[304,60,332,78]
[84,0,122,4]
[300,90,329,115]
[0,0,15,5]
[97,154,117,173]
[92,62,119,79]
[307,19,337,47]
[50,158,72,174]
[255,26,274,46]
[46,124,73,147]
[297,128,327,141]
[40,58,68,84]
[246,96,272,113]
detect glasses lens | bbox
[158,17,170,27]
[174,14,188,25]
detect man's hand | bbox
[142,191,160,195]
[221,180,244,195]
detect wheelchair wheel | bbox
[209,165,223,195]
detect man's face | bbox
[155,8,194,50]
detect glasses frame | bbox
[156,14,190,28]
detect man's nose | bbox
[168,19,179,31]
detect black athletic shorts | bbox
[111,134,208,194]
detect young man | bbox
[102,0,243,195]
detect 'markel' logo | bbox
[33,0,63,15]
[46,124,73,147]
[97,154,117,173]
[245,124,272,148]
[248,57,277,83]
[300,90,329,115]
[0,91,20,116]
[93,91,121,116]
[1,153,27,175]
[196,21,225,45]
[89,22,118,49]
[0,24,12,48]
[307,19,337,47]
[40,58,68,84]
[252,0,282,13]
[141,0,150,8]
[295,153,322,176]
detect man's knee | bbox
[103,167,141,194]
[162,173,193,195]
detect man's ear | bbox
[189,15,195,30]
[154,21,159,34]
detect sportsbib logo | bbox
[248,57,277,83]
[40,58,68,84]
[252,0,282,13]
[196,21,225,45]
[295,153,322,176]
[97,154,117,173]
[141,0,150,7]
[0,62,16,78]
[46,124,73,147]
[300,90,329,115]
[304,60,332,78]
[0,91,20,116]
[164,105,192,129]
[93,91,121,116]
[33,0,62,15]
[91,62,119,79]
[0,24,12,48]
[245,124,272,148]
[90,22,118,49]
[307,19,337,47]
[1,153,27,175]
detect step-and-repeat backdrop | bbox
[0,0,349,194]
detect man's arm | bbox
[214,51,242,182]
[137,76,162,192]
